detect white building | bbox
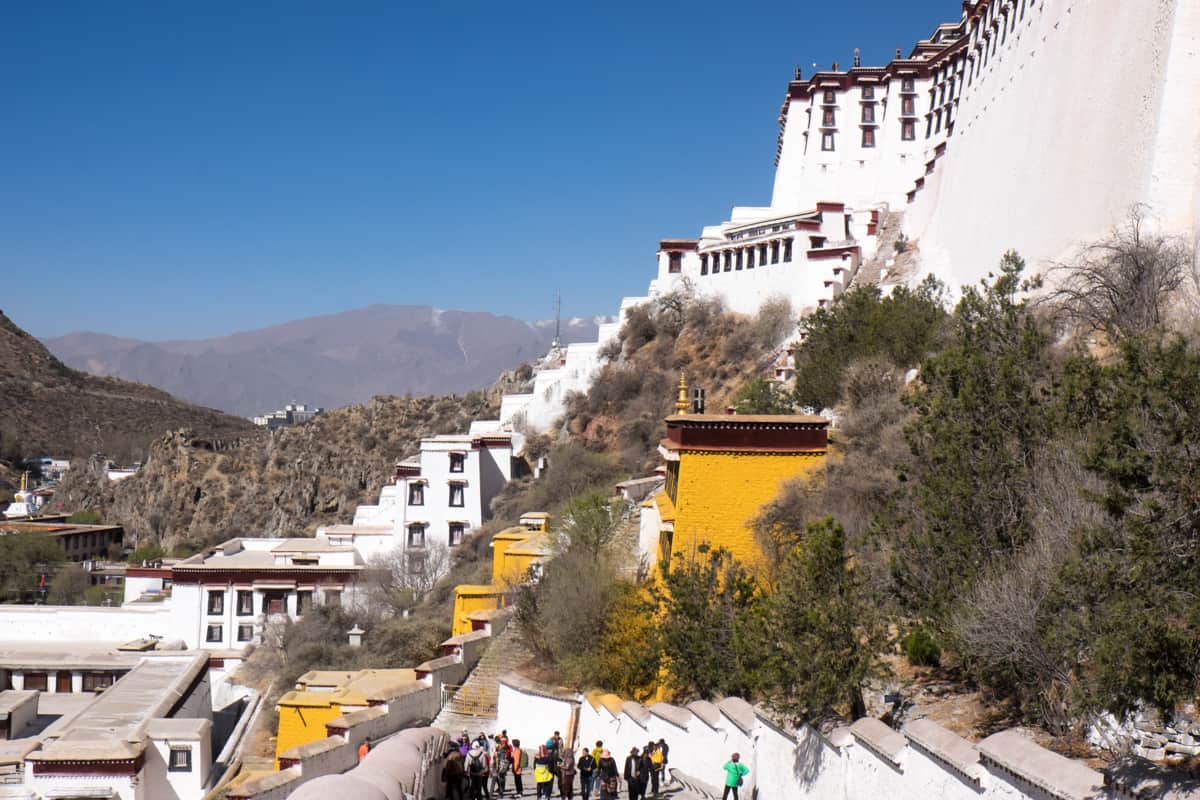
[252,403,324,430]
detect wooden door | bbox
[56,672,72,693]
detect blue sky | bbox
[2,1,955,340]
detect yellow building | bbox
[450,512,553,635]
[647,411,829,572]
[274,668,416,761]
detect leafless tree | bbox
[367,541,450,614]
[1043,206,1197,341]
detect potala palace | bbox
[493,0,1200,433]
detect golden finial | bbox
[675,373,689,415]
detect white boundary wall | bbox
[495,681,1124,800]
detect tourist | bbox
[443,750,466,800]
[534,745,556,800]
[636,748,653,800]
[492,735,512,797]
[591,741,604,767]
[547,734,562,777]
[512,739,527,797]
[648,741,664,796]
[477,732,493,754]
[577,745,597,800]
[597,749,620,800]
[623,747,643,800]
[557,746,577,799]
[721,753,749,800]
[467,742,491,800]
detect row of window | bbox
[406,522,467,548]
[700,239,794,275]
[207,622,254,643]
[207,588,322,616]
[408,482,466,507]
[820,122,915,152]
[820,78,914,106]
[17,670,117,692]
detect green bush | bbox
[903,628,941,667]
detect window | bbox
[771,241,780,264]
[862,129,876,148]
[449,453,465,473]
[901,97,915,115]
[746,248,755,269]
[206,624,223,643]
[901,77,915,92]
[23,672,47,691]
[449,483,465,507]
[207,591,224,616]
[861,85,875,100]
[783,239,794,262]
[861,104,875,123]
[408,482,424,506]
[902,121,916,140]
[822,89,836,104]
[237,624,254,642]
[699,254,708,276]
[735,250,743,270]
[821,132,835,151]
[296,590,312,615]
[759,243,768,265]
[169,747,192,772]
[822,109,835,127]
[449,523,466,547]
[236,591,253,616]
[408,524,427,548]
[723,251,732,272]
[83,672,115,691]
[667,251,682,273]
[324,590,342,607]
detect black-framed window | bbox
[901,97,916,115]
[667,252,682,273]
[822,108,835,126]
[408,482,424,506]
[735,250,743,270]
[449,483,465,507]
[902,121,916,140]
[207,591,224,616]
[449,453,465,473]
[169,747,192,772]
[206,624,223,643]
[862,129,876,148]
[297,590,312,615]
[901,77,915,92]
[759,243,769,265]
[783,239,794,262]
[699,254,708,276]
[861,85,875,100]
[408,524,427,548]
[236,590,253,616]
[324,589,341,607]
[449,523,466,547]
[723,251,732,272]
[771,241,780,264]
[237,624,254,642]
[861,104,875,124]
[822,89,836,104]
[746,248,755,269]
[821,132,835,151]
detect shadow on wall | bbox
[793,729,825,789]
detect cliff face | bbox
[0,310,253,463]
[52,389,502,549]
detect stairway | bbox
[434,619,535,736]
[851,208,905,288]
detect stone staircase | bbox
[851,208,905,288]
[434,619,535,736]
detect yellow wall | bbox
[491,530,529,584]
[275,699,343,762]
[662,450,825,569]
[452,585,505,636]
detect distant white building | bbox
[252,403,324,430]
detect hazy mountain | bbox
[45,305,603,417]
[0,311,253,462]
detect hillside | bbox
[50,384,507,550]
[0,310,253,463]
[44,305,602,416]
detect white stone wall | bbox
[0,604,173,644]
[495,681,576,752]
[146,726,213,800]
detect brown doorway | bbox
[56,672,72,693]
[265,591,287,616]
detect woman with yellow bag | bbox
[534,745,556,800]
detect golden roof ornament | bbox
[675,373,689,415]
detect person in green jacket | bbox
[721,753,749,800]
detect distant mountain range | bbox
[44,305,604,417]
[0,311,252,462]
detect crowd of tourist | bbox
[442,731,686,800]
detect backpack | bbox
[519,750,529,770]
[469,754,486,777]
[650,749,664,767]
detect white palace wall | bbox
[911,0,1200,288]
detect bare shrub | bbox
[753,296,795,350]
[1044,206,1197,341]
